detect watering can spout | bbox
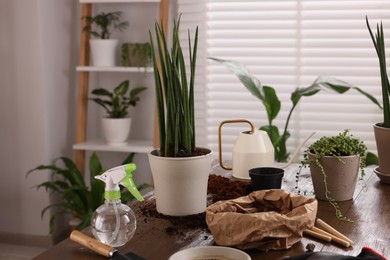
[278,131,316,169]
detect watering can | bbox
[218,119,315,179]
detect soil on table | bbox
[134,174,251,235]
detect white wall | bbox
[0,0,77,244]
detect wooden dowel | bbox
[303,229,332,242]
[310,227,351,248]
[316,218,354,245]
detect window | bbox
[178,0,390,160]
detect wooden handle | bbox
[310,227,351,248]
[70,230,115,257]
[303,229,332,242]
[316,218,354,245]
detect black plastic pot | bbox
[249,167,284,190]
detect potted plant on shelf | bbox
[120,42,152,71]
[82,11,129,67]
[89,80,147,145]
[27,152,146,232]
[366,17,390,183]
[210,58,382,163]
[148,17,213,216]
[296,130,368,220]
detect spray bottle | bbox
[91,163,144,247]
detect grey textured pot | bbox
[308,153,360,201]
[374,123,390,178]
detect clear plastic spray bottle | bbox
[91,164,144,247]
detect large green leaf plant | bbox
[210,57,382,162]
[27,152,147,232]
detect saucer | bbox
[168,246,251,260]
[374,167,390,184]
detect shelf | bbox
[73,139,153,153]
[80,0,160,3]
[76,66,153,73]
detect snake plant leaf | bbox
[209,57,263,100]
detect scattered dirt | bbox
[134,174,251,236]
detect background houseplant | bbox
[82,11,129,66]
[211,58,382,163]
[366,17,390,180]
[296,130,367,221]
[27,152,146,232]
[89,79,147,144]
[120,42,152,70]
[148,17,213,216]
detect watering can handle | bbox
[218,119,255,171]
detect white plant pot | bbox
[148,148,213,216]
[90,39,119,67]
[101,117,131,145]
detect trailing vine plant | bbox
[295,130,367,221]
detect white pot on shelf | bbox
[90,39,119,67]
[101,117,131,145]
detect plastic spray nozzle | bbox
[95,163,144,202]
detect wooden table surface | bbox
[34,164,389,260]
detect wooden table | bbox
[34,164,389,260]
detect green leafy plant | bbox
[121,42,152,69]
[366,17,390,128]
[296,130,367,221]
[82,11,129,39]
[210,58,382,162]
[27,152,148,232]
[149,17,200,157]
[89,80,147,118]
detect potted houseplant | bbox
[148,18,213,216]
[82,11,129,67]
[26,152,145,232]
[120,42,152,70]
[89,80,147,145]
[366,17,390,182]
[210,58,382,163]
[297,130,367,220]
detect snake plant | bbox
[149,17,199,157]
[366,16,390,128]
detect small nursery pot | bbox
[249,167,284,190]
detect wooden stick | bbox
[310,227,350,248]
[316,218,354,245]
[303,229,332,242]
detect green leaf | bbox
[366,152,379,166]
[262,86,280,121]
[114,80,129,96]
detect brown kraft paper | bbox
[205,189,318,251]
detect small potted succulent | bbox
[89,80,147,144]
[297,130,367,220]
[82,11,129,67]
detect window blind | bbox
[177,0,390,161]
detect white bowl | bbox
[168,246,251,260]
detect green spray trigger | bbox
[95,163,144,202]
[123,164,144,201]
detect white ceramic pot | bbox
[90,39,119,67]
[101,117,131,145]
[309,153,360,201]
[148,148,213,216]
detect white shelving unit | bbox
[74,0,168,173]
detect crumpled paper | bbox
[205,189,318,251]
